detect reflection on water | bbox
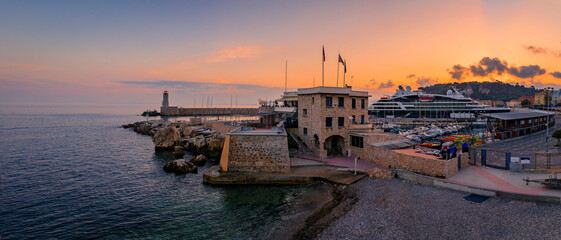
[0,113,306,239]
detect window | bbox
[303,127,308,136]
[529,119,532,124]
[352,99,356,109]
[326,97,332,107]
[361,99,365,109]
[521,120,525,124]
[326,117,332,127]
[361,115,365,124]
[312,97,314,104]
[338,97,344,107]
[351,136,364,148]
[303,109,308,116]
[352,115,356,124]
[338,117,345,127]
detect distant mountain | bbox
[418,81,540,101]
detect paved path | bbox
[293,154,387,172]
[446,166,561,198]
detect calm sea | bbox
[0,104,305,239]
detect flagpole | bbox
[322,46,325,86]
[336,52,339,87]
[285,60,287,92]
[343,59,346,87]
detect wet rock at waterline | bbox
[153,126,180,151]
[163,160,198,174]
[190,154,208,166]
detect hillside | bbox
[418,81,539,101]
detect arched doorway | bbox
[324,135,345,156]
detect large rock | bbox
[153,126,180,151]
[206,138,224,157]
[163,160,198,174]
[172,146,185,158]
[181,126,202,138]
[190,154,208,166]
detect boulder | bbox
[163,160,198,174]
[192,135,208,152]
[172,146,185,158]
[181,126,202,138]
[190,154,208,166]
[153,126,180,151]
[206,138,224,157]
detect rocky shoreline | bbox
[123,120,365,239]
[123,120,225,173]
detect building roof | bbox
[297,86,370,97]
[370,139,418,149]
[481,110,554,120]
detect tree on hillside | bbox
[521,99,530,107]
[553,129,561,146]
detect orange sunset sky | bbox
[1,0,560,108]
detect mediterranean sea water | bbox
[0,104,306,239]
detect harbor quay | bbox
[139,88,561,203]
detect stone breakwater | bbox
[123,121,229,171]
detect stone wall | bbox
[203,122,237,137]
[223,130,290,173]
[350,143,458,178]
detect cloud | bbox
[524,45,548,54]
[365,79,376,89]
[523,45,561,57]
[117,80,276,94]
[448,57,547,80]
[508,65,546,78]
[470,57,508,76]
[378,80,394,89]
[551,71,561,79]
[415,77,438,87]
[0,62,55,73]
[205,45,264,63]
[448,64,468,80]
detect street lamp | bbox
[546,87,552,153]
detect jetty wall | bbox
[161,107,265,116]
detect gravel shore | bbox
[319,178,561,240]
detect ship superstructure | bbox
[369,86,510,120]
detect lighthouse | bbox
[162,90,169,107]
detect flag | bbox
[343,60,347,73]
[338,54,344,63]
[322,46,325,62]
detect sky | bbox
[1,0,561,108]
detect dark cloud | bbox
[448,64,468,80]
[551,71,561,79]
[508,65,546,78]
[378,80,394,89]
[524,45,548,54]
[448,57,547,80]
[470,57,508,76]
[415,77,438,87]
[406,74,416,78]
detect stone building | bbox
[296,86,370,158]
